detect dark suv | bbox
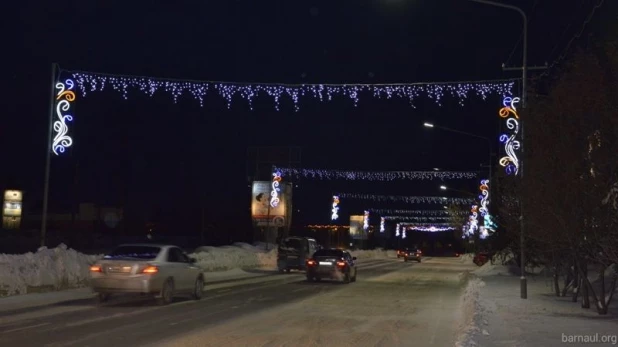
[306,249,357,283]
[403,248,422,263]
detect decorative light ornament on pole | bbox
[396,224,401,237]
[270,172,282,208]
[274,167,478,181]
[69,71,515,110]
[363,211,370,231]
[331,196,340,220]
[402,227,407,239]
[498,97,521,175]
[52,79,75,155]
[337,194,474,205]
[380,217,385,233]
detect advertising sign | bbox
[349,215,366,240]
[3,190,23,229]
[251,181,290,227]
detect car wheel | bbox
[306,275,314,282]
[417,259,422,263]
[158,278,174,305]
[285,268,291,273]
[351,272,357,282]
[192,276,204,300]
[96,293,110,304]
[404,257,408,262]
[343,272,351,284]
[278,268,285,274]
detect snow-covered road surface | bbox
[0,257,475,347]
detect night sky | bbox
[3,0,597,240]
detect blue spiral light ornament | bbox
[52,79,76,155]
[270,172,282,208]
[498,96,521,175]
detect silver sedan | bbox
[90,244,205,305]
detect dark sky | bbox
[3,0,599,235]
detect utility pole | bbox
[469,0,547,300]
[41,63,58,247]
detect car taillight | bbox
[336,261,346,267]
[90,265,102,272]
[142,265,158,274]
[306,259,316,266]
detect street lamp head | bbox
[440,185,447,190]
[423,122,434,128]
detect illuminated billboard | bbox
[349,215,367,240]
[251,181,291,227]
[3,190,23,229]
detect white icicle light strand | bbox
[70,71,515,110]
[338,194,474,205]
[275,168,477,180]
[383,216,451,221]
[369,209,469,216]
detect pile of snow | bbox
[193,244,276,271]
[455,277,486,347]
[350,248,397,259]
[0,244,100,297]
[459,253,474,265]
[0,242,278,297]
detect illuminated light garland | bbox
[380,217,385,233]
[338,194,474,205]
[331,196,340,220]
[383,216,451,222]
[402,228,407,239]
[69,71,516,110]
[408,226,456,232]
[396,223,401,237]
[53,79,76,155]
[274,167,478,181]
[484,214,497,231]
[478,179,489,217]
[370,209,469,216]
[363,211,370,231]
[270,172,282,208]
[479,226,489,240]
[307,225,350,229]
[466,205,479,237]
[498,96,521,175]
[400,222,458,227]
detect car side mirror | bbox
[352,257,357,260]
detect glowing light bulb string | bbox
[382,216,452,222]
[61,67,517,110]
[275,168,479,181]
[369,209,469,216]
[337,194,474,205]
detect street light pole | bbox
[468,0,530,299]
[41,63,58,248]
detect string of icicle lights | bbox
[383,216,452,222]
[275,168,478,181]
[400,222,458,227]
[338,194,474,205]
[66,69,516,110]
[407,226,456,232]
[369,209,469,216]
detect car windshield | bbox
[103,246,161,260]
[313,249,344,257]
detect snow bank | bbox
[350,248,397,259]
[0,242,277,297]
[0,244,100,297]
[193,244,276,271]
[459,253,474,265]
[455,277,486,347]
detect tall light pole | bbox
[468,0,538,300]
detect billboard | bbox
[251,181,291,228]
[349,215,367,240]
[3,190,23,229]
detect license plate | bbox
[319,261,332,265]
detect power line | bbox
[540,0,606,78]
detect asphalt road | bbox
[0,257,474,347]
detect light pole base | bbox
[520,276,527,299]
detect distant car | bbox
[306,249,357,283]
[90,244,205,305]
[403,248,422,263]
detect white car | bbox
[90,244,204,305]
